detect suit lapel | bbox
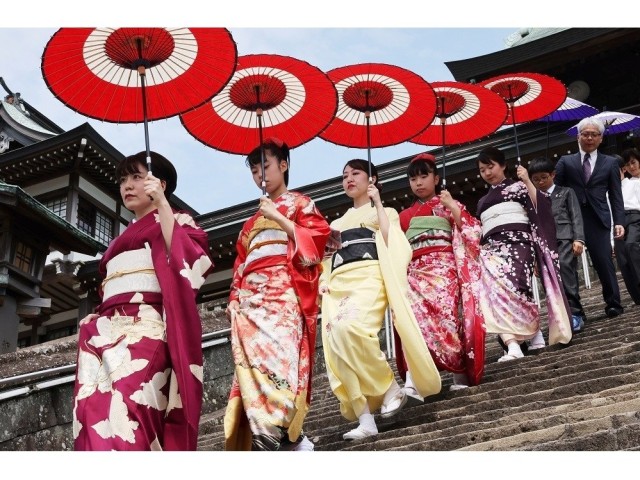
[571,153,587,186]
[590,152,606,181]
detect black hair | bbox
[246,138,290,186]
[407,155,440,196]
[476,146,506,167]
[116,151,177,196]
[343,159,382,192]
[527,156,555,176]
[621,147,640,166]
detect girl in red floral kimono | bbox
[224,138,331,451]
[395,154,485,395]
[72,151,214,451]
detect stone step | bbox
[461,410,640,451]
[302,343,640,431]
[195,274,640,451]
[314,370,640,451]
[336,388,640,451]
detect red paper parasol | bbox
[41,27,237,171]
[180,53,337,195]
[319,63,437,189]
[409,81,508,188]
[478,72,567,165]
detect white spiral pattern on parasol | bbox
[82,28,197,87]
[483,76,543,107]
[212,66,306,128]
[335,73,409,126]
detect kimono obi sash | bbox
[102,247,160,301]
[405,215,452,251]
[331,227,378,272]
[245,229,289,267]
[480,201,529,237]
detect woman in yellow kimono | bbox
[320,159,441,441]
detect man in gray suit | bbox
[555,117,625,318]
[529,157,587,332]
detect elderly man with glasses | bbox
[555,117,626,319]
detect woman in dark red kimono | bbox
[72,151,214,450]
[223,138,330,451]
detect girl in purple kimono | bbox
[72,151,214,450]
[475,147,572,362]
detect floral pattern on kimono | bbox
[395,196,486,385]
[476,180,572,345]
[224,191,330,451]
[72,210,213,451]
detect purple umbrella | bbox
[566,111,640,136]
[541,97,599,122]
[540,98,598,155]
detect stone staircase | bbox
[196,277,640,451]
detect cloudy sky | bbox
[1,3,596,215]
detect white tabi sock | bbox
[405,371,416,391]
[530,329,545,347]
[507,341,524,358]
[382,378,401,405]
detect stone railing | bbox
[0,325,332,451]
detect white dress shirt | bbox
[622,177,640,211]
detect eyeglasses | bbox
[579,131,602,138]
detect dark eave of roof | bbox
[0,122,123,164]
[0,122,194,213]
[0,77,65,134]
[445,28,627,83]
[0,182,105,255]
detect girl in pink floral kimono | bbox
[72,151,214,451]
[396,153,485,394]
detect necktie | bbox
[583,153,591,183]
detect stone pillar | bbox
[23,314,50,346]
[74,282,100,326]
[0,296,19,354]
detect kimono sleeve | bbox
[289,195,331,272]
[454,200,482,258]
[165,212,214,293]
[228,229,247,304]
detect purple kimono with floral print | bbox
[476,179,572,345]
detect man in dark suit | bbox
[555,117,625,318]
